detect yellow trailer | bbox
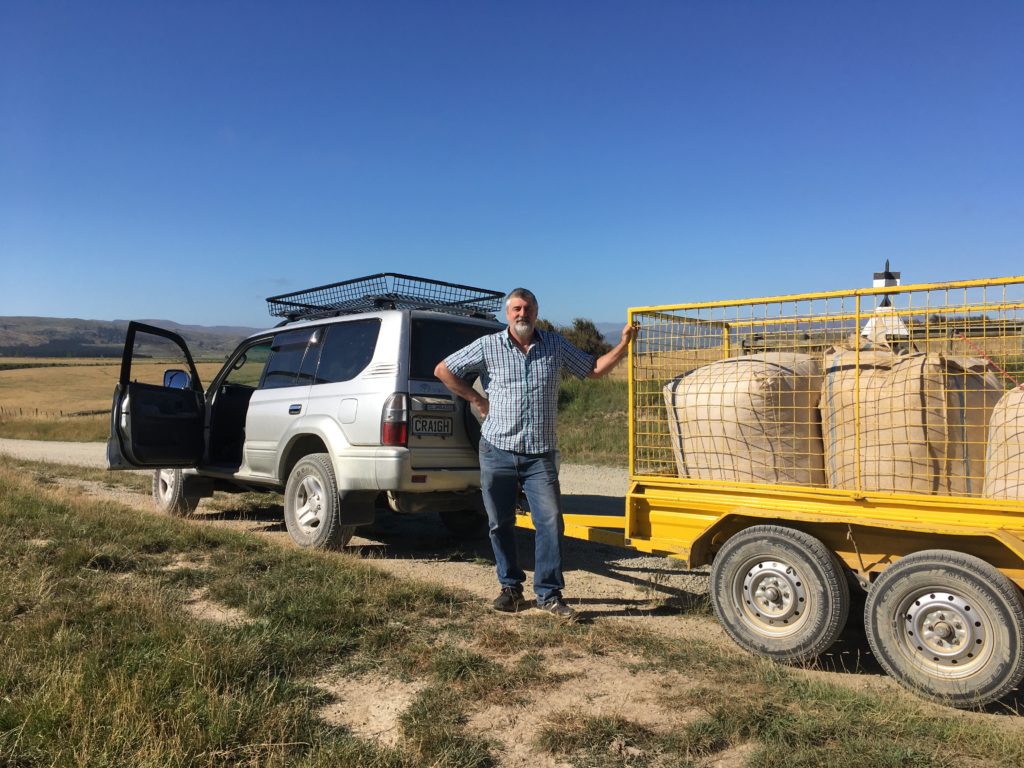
[525,273,1024,708]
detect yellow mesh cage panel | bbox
[629,276,1024,500]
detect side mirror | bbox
[164,369,191,389]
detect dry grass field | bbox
[0,360,225,414]
[0,358,225,441]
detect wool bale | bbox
[662,353,825,485]
[984,387,1024,499]
[821,349,1001,497]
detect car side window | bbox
[223,340,272,387]
[260,329,317,390]
[315,319,381,384]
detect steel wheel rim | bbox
[294,474,326,534]
[157,469,176,502]
[732,556,810,638]
[893,588,993,679]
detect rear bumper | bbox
[333,446,481,492]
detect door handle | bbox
[289,404,302,415]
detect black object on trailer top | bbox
[266,273,505,321]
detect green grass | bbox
[556,377,628,466]
[3,456,1024,767]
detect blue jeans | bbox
[478,438,565,605]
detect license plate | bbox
[412,415,452,437]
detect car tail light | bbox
[381,392,408,446]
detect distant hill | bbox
[1,315,625,360]
[0,316,262,360]
[595,322,624,344]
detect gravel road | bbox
[0,438,111,468]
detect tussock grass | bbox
[399,687,495,767]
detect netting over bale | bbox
[985,387,1024,499]
[663,353,825,485]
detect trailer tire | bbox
[153,468,201,517]
[710,525,850,662]
[284,454,355,549]
[864,549,1024,708]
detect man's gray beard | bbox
[513,320,534,337]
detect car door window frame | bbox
[259,328,320,390]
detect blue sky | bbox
[2,1,1022,329]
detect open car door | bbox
[107,322,205,470]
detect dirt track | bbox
[0,437,112,468]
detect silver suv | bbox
[107,274,501,548]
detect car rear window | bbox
[315,319,381,383]
[410,318,497,380]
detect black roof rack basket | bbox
[266,273,504,321]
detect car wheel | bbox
[284,453,355,549]
[864,549,1024,707]
[152,468,201,516]
[710,525,850,662]
[439,508,488,539]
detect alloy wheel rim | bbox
[295,475,326,534]
[157,469,176,501]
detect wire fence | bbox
[0,406,108,418]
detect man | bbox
[435,288,635,621]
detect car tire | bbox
[284,453,355,549]
[152,468,201,517]
[864,549,1024,708]
[710,525,850,662]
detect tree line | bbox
[537,318,612,356]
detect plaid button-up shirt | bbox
[444,328,596,454]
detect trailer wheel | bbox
[153,468,201,517]
[710,525,850,662]
[284,454,355,549]
[864,550,1024,708]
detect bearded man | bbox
[435,287,634,620]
